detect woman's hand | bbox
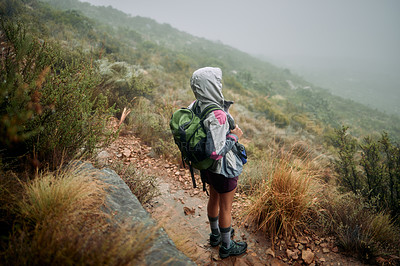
[230,125,243,139]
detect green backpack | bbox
[170,101,221,188]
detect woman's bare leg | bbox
[207,185,220,218]
[218,187,236,228]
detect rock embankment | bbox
[76,162,195,266]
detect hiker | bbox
[189,67,247,259]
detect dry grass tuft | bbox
[241,143,324,240]
[319,188,400,259]
[16,166,106,225]
[2,164,157,265]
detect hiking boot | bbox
[209,228,235,247]
[219,240,247,259]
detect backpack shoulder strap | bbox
[191,100,200,115]
[191,100,222,121]
[199,104,222,121]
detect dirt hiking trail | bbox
[97,123,366,266]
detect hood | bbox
[190,67,224,108]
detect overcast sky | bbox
[81,0,399,67]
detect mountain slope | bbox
[31,0,400,141]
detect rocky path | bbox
[96,124,365,266]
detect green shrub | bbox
[380,132,400,216]
[126,97,178,160]
[0,20,53,147]
[0,20,116,169]
[0,0,23,19]
[332,127,400,221]
[249,98,289,128]
[360,136,384,201]
[223,75,245,92]
[332,126,361,193]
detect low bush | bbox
[97,60,155,117]
[249,98,290,128]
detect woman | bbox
[189,67,247,259]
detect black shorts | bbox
[201,170,238,194]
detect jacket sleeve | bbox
[204,109,238,160]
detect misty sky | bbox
[81,0,400,68]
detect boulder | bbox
[74,162,194,266]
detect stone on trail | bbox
[322,247,330,253]
[97,150,110,159]
[266,247,275,257]
[183,206,195,216]
[302,248,315,265]
[286,249,298,260]
[298,236,308,244]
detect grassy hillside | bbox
[39,0,400,143]
[1,0,399,263]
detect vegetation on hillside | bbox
[0,19,116,170]
[0,0,399,263]
[332,127,400,220]
[40,0,400,142]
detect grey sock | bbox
[208,216,220,235]
[220,226,231,248]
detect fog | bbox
[82,0,400,114]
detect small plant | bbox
[109,161,159,204]
[332,126,361,194]
[98,60,155,117]
[16,165,106,225]
[249,97,290,128]
[0,20,53,148]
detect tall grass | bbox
[241,143,324,240]
[2,164,157,265]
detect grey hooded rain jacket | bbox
[189,67,243,178]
